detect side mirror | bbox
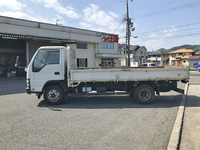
[15,56,19,68]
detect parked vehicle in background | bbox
[25,46,189,105]
[139,63,157,67]
[14,56,26,76]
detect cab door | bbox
[30,49,63,92]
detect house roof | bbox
[194,49,200,52]
[189,56,200,59]
[135,46,147,51]
[194,49,200,55]
[130,45,139,51]
[168,49,194,54]
[119,44,147,52]
[147,51,168,56]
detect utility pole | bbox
[123,0,134,67]
[125,0,134,67]
[126,0,130,67]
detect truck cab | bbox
[26,46,75,103]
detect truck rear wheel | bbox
[44,85,65,105]
[133,84,155,104]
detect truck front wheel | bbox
[44,85,65,105]
[133,84,155,104]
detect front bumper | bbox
[26,87,31,94]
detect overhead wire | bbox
[135,21,200,36]
[100,0,123,11]
[128,32,200,43]
[134,1,200,19]
[120,1,200,46]
[137,27,200,38]
[113,21,123,33]
[67,0,124,24]
[99,0,118,10]
[67,0,200,42]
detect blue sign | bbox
[197,61,200,72]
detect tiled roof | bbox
[168,49,194,53]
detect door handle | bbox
[54,72,60,75]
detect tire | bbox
[133,84,155,104]
[44,85,65,105]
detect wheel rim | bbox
[139,88,151,101]
[47,89,60,102]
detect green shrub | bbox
[189,68,196,71]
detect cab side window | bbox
[32,50,60,72]
[46,52,59,64]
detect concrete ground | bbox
[0,76,26,95]
[1,71,199,150]
[179,71,200,150]
[0,76,184,150]
[179,84,200,150]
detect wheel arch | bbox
[42,80,66,93]
[133,81,156,88]
[133,81,159,95]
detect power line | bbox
[135,1,200,19]
[100,0,118,10]
[134,0,176,11]
[100,0,123,11]
[128,32,200,42]
[113,21,123,33]
[138,27,200,38]
[67,0,124,24]
[135,21,200,36]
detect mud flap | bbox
[172,88,184,94]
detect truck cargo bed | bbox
[68,66,189,86]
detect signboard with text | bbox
[101,34,118,43]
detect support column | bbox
[94,43,98,67]
[26,40,29,66]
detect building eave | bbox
[0,32,76,43]
[96,53,125,58]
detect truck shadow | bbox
[37,94,185,109]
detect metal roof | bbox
[0,33,76,43]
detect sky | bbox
[0,0,200,51]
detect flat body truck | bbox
[26,46,189,104]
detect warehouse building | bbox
[0,16,123,76]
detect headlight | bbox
[26,78,30,87]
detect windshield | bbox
[32,49,60,72]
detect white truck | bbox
[25,46,189,104]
